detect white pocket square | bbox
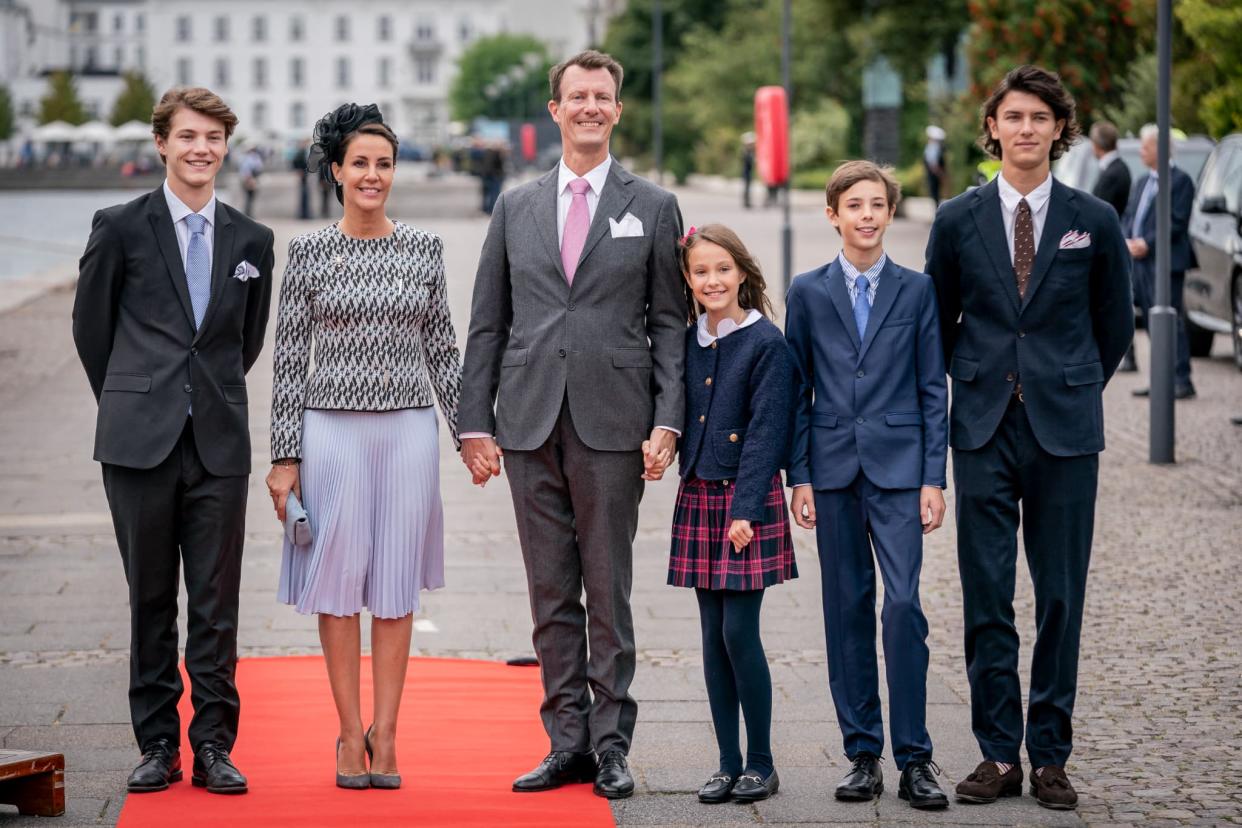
[231,260,261,281]
[609,213,644,238]
[1058,230,1091,250]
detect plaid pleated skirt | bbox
[668,474,797,591]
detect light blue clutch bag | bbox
[284,491,313,547]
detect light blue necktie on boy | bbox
[853,273,870,341]
[184,213,211,329]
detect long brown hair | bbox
[678,223,774,324]
[979,65,1080,161]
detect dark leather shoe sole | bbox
[697,790,731,804]
[835,781,882,801]
[512,767,596,793]
[191,774,248,794]
[592,781,634,799]
[731,777,778,803]
[1030,784,1077,810]
[955,785,1020,804]
[899,785,949,810]
[127,769,182,793]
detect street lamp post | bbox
[781,0,793,290]
[1150,0,1176,463]
[652,0,664,185]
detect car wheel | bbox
[1187,320,1215,357]
[1233,270,1242,372]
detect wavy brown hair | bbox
[678,223,774,324]
[979,65,1080,162]
[151,87,238,165]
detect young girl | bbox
[667,224,797,804]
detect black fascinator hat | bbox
[306,103,397,204]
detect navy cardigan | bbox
[677,316,796,521]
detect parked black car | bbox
[1186,134,1242,369]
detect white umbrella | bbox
[114,120,153,142]
[32,120,78,142]
[75,120,116,143]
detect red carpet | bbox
[117,656,615,828]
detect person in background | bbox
[238,144,263,217]
[292,140,312,220]
[923,126,947,207]
[1090,120,1137,372]
[741,132,756,209]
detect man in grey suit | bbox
[459,49,685,799]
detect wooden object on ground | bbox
[0,749,66,817]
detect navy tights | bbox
[696,588,773,777]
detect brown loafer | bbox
[1030,766,1078,810]
[954,761,1022,803]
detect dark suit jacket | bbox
[785,258,948,491]
[1121,165,1198,282]
[1092,155,1131,219]
[925,177,1133,457]
[458,161,685,451]
[72,187,274,476]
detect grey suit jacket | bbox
[459,160,685,452]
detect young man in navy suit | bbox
[786,161,949,811]
[924,66,1132,810]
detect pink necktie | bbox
[561,178,591,284]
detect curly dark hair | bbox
[678,223,774,324]
[306,103,398,204]
[979,65,1080,162]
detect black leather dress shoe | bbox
[835,753,883,801]
[191,742,248,794]
[697,772,736,804]
[512,751,597,792]
[731,768,779,802]
[127,739,181,793]
[899,760,949,809]
[1133,384,1197,399]
[593,750,634,799]
[1118,351,1138,372]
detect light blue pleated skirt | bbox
[277,407,445,619]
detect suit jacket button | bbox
[699,415,705,423]
[190,347,198,356]
[856,416,864,424]
[856,370,865,378]
[705,377,712,386]
[558,348,566,357]
[1018,330,1026,338]
[1006,372,1016,382]
[184,384,192,393]
[729,433,738,442]
[568,302,576,311]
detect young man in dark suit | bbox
[72,87,274,795]
[1122,123,1199,399]
[924,66,1132,810]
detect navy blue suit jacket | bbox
[785,257,948,491]
[1121,165,1198,286]
[925,177,1134,456]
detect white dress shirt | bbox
[163,179,216,272]
[996,172,1053,264]
[839,252,887,308]
[556,155,611,244]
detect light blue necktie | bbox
[853,273,870,341]
[184,213,211,330]
[1132,175,1157,237]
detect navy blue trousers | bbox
[814,474,932,770]
[953,400,1097,769]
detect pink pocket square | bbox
[1059,230,1091,250]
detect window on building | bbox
[289,16,304,41]
[136,13,144,32]
[378,57,391,88]
[136,45,145,70]
[290,57,304,88]
[214,16,229,43]
[113,13,123,32]
[113,46,123,68]
[416,56,434,84]
[291,102,305,130]
[335,16,349,41]
[215,58,229,88]
[458,17,472,43]
[175,16,191,42]
[253,16,267,42]
[254,57,267,89]
[416,19,435,41]
[84,46,98,69]
[177,57,192,85]
[253,101,267,129]
[336,57,350,88]
[378,15,391,41]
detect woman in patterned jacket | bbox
[265,103,461,790]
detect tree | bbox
[450,34,553,123]
[0,85,13,141]
[39,71,86,125]
[1178,0,1242,137]
[110,70,156,126]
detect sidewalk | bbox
[1,178,1239,826]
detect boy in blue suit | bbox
[785,161,949,810]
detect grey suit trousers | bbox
[504,397,644,756]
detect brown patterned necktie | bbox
[1013,198,1034,298]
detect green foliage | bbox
[1100,52,1156,135]
[1178,0,1242,137]
[450,34,552,122]
[791,98,851,171]
[0,85,13,141]
[39,71,86,125]
[110,70,156,127]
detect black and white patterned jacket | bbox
[270,222,461,460]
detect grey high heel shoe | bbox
[336,738,370,789]
[365,725,402,789]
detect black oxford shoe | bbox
[697,772,736,804]
[835,753,883,801]
[127,738,181,793]
[593,750,634,799]
[731,768,779,802]
[191,742,248,794]
[899,760,949,809]
[512,751,597,792]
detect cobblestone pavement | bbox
[0,174,1239,826]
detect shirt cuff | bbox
[793,483,812,489]
[655,425,681,437]
[459,432,493,440]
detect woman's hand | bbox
[266,463,301,522]
[728,519,754,552]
